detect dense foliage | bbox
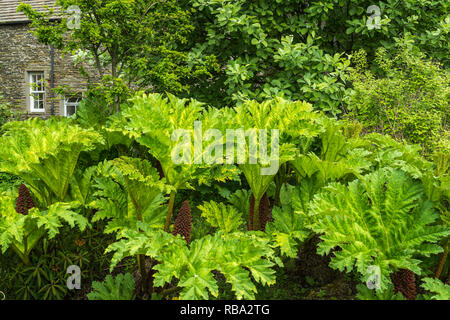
[1,93,448,300]
[187,0,449,108]
[0,0,448,301]
[19,0,217,111]
[0,95,18,128]
[345,40,449,154]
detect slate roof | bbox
[0,0,59,24]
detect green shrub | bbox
[188,0,449,108]
[87,273,135,300]
[345,38,449,154]
[0,95,19,129]
[0,95,20,192]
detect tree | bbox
[186,0,449,111]
[19,0,217,112]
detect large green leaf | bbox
[198,201,244,233]
[308,168,450,291]
[0,118,102,206]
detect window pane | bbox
[64,94,82,117]
[39,75,43,91]
[32,93,38,109]
[33,75,38,90]
[66,105,77,116]
[29,72,45,111]
[33,93,44,110]
[30,73,44,92]
[39,93,44,109]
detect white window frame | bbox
[64,95,82,117]
[28,72,46,113]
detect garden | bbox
[0,0,449,301]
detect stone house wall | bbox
[0,22,99,118]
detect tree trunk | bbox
[111,55,120,113]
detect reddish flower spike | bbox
[391,269,417,300]
[15,183,35,215]
[172,200,192,244]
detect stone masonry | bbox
[0,1,98,118]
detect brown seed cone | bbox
[15,183,35,215]
[391,269,417,300]
[249,193,271,231]
[172,200,192,244]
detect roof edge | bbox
[0,18,62,26]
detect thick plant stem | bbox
[161,286,182,298]
[253,196,261,231]
[137,254,148,295]
[147,260,156,296]
[435,239,449,279]
[164,191,176,232]
[249,196,254,231]
[135,209,148,295]
[273,164,286,207]
[274,182,282,208]
[259,193,270,231]
[11,244,30,266]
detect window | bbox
[64,95,82,117]
[29,72,45,112]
